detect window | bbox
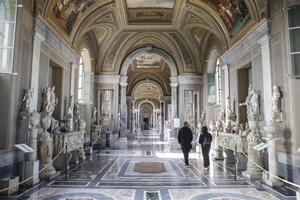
[287,4,300,77]
[207,58,221,105]
[0,0,17,73]
[78,57,84,102]
[215,59,221,104]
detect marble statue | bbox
[67,96,74,116]
[38,113,56,179]
[240,85,259,120]
[271,86,282,122]
[28,110,39,160]
[73,102,80,117]
[92,107,97,124]
[42,87,51,113]
[272,86,281,113]
[245,130,263,179]
[209,121,216,132]
[49,86,58,116]
[78,114,86,131]
[21,89,34,112]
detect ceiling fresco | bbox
[52,0,96,34]
[199,0,250,37]
[125,0,175,24]
[126,0,174,8]
[135,53,162,68]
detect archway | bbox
[119,46,178,139]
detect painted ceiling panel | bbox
[126,0,174,8]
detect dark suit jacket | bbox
[178,126,193,149]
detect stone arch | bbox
[120,47,178,77]
[131,80,164,98]
[138,99,155,111]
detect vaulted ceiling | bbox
[37,0,267,75]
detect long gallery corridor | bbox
[1,0,300,199]
[18,130,293,200]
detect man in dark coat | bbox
[199,126,212,169]
[178,121,193,166]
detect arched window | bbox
[207,58,221,105]
[78,48,93,103]
[215,58,221,104]
[0,0,18,73]
[78,57,84,102]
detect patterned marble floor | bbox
[15,131,297,200]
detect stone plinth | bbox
[0,177,19,196]
[23,160,40,186]
[263,124,283,187]
[52,131,85,170]
[114,137,128,149]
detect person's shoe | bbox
[184,163,190,167]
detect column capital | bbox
[258,34,270,45]
[33,31,45,42]
[119,76,128,86]
[170,82,179,88]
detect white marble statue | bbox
[49,86,58,116]
[245,130,263,179]
[21,89,34,112]
[240,85,259,119]
[28,110,39,160]
[38,114,56,179]
[67,96,74,116]
[92,107,97,123]
[42,87,52,114]
[271,85,282,123]
[272,86,281,113]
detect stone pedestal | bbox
[264,124,283,187]
[224,149,235,164]
[169,138,181,150]
[213,146,224,160]
[22,160,40,186]
[243,130,262,180]
[0,177,19,196]
[114,137,128,149]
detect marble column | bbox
[119,76,128,138]
[170,77,178,138]
[132,100,136,133]
[160,100,164,140]
[30,32,45,110]
[259,35,273,123]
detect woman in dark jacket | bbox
[199,126,212,169]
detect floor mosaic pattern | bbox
[9,131,297,200]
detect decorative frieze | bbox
[35,17,79,64]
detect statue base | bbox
[39,164,56,180]
[297,189,300,200]
[242,169,262,180]
[169,138,181,150]
[213,147,224,160]
[114,137,128,149]
[22,160,40,186]
[262,171,283,187]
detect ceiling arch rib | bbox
[131,79,164,97]
[128,72,170,96]
[120,47,178,77]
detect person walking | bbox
[199,126,212,169]
[178,121,193,166]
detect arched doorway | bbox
[119,46,179,139]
